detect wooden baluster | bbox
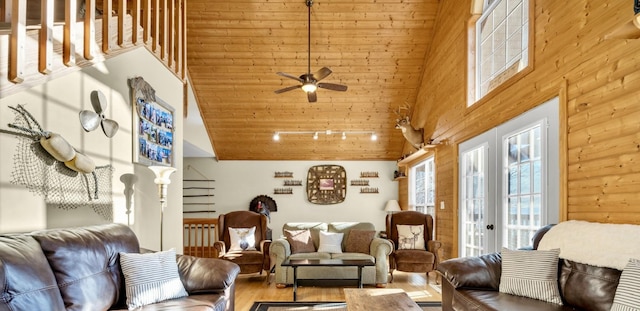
[117,0,125,46]
[9,0,26,83]
[83,0,95,60]
[160,0,166,59]
[131,0,140,44]
[64,0,76,66]
[175,0,183,77]
[142,0,151,44]
[39,0,53,74]
[102,0,112,53]
[180,0,186,80]
[167,0,174,68]
[152,0,159,52]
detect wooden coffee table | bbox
[281,259,375,301]
[344,288,422,311]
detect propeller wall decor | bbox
[274,0,348,103]
[79,90,119,138]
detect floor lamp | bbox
[148,166,177,251]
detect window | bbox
[469,0,530,105]
[410,157,435,215]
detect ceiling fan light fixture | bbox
[313,132,319,140]
[273,132,280,141]
[301,83,317,93]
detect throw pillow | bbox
[396,224,425,250]
[119,249,188,310]
[284,229,316,254]
[611,258,640,311]
[317,231,344,253]
[345,229,376,254]
[228,226,257,251]
[499,248,563,305]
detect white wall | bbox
[183,158,399,237]
[0,47,184,252]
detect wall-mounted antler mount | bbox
[394,103,424,150]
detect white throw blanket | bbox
[537,220,640,270]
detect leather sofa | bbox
[0,223,240,311]
[269,222,393,287]
[437,224,625,311]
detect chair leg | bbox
[389,269,394,283]
[425,272,429,285]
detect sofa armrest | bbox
[370,237,393,284]
[176,254,240,294]
[436,252,502,290]
[269,238,292,285]
[427,240,442,269]
[213,240,225,257]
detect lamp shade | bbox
[384,200,401,212]
[148,166,177,185]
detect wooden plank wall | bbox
[404,0,640,259]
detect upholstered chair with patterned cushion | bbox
[215,211,271,276]
[385,211,441,283]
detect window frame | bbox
[467,0,534,107]
[409,156,436,215]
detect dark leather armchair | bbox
[385,211,441,283]
[215,211,271,276]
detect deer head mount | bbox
[394,103,424,150]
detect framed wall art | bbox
[129,77,175,167]
[306,165,347,204]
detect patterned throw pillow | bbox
[611,258,640,311]
[317,231,344,253]
[228,226,257,251]
[499,248,563,305]
[396,224,425,250]
[119,249,188,309]
[284,229,316,254]
[345,229,376,254]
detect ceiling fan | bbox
[274,0,348,103]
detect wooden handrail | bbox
[0,0,187,99]
[183,218,218,258]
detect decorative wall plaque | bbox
[306,165,347,204]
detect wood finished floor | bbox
[234,271,442,311]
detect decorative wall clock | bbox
[306,165,347,204]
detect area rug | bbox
[249,301,442,311]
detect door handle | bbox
[486,224,494,230]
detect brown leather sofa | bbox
[0,223,240,311]
[437,225,623,311]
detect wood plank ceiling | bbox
[186,0,439,160]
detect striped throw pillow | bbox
[499,248,563,305]
[611,258,640,311]
[120,249,188,309]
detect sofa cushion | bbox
[332,252,374,261]
[228,227,257,251]
[396,224,425,250]
[453,289,574,311]
[559,259,621,311]
[611,258,640,311]
[344,229,375,254]
[499,248,563,305]
[328,222,376,250]
[317,231,343,253]
[284,229,316,254]
[120,249,189,309]
[283,223,328,250]
[0,235,66,311]
[31,223,140,310]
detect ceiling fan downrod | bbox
[306,0,313,75]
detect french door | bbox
[458,97,559,256]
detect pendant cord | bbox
[307,0,312,74]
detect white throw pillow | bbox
[317,231,344,253]
[396,224,425,250]
[119,249,188,310]
[228,226,257,251]
[611,258,640,311]
[499,248,563,305]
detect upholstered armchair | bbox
[215,211,271,275]
[385,211,441,283]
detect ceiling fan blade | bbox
[274,85,301,94]
[314,67,332,81]
[318,82,348,92]
[79,110,101,132]
[307,91,317,103]
[90,90,107,114]
[101,119,120,138]
[277,72,304,83]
